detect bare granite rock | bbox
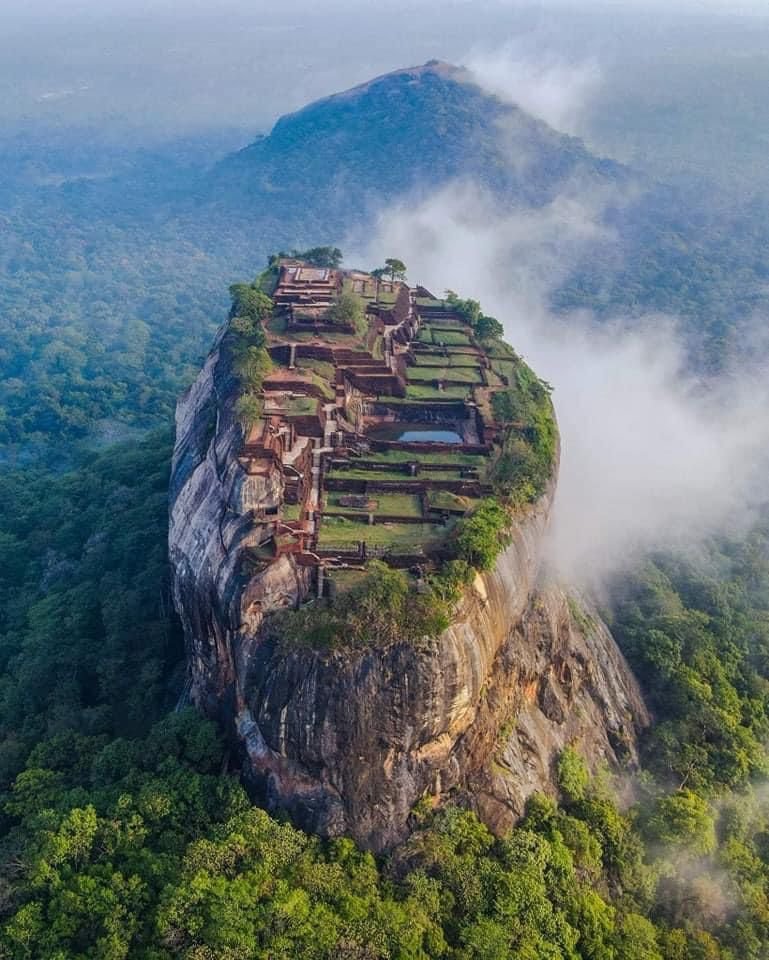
[169,340,648,852]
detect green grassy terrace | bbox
[417,327,473,345]
[327,465,473,482]
[317,518,450,549]
[404,384,470,400]
[282,502,303,521]
[348,448,487,467]
[323,492,424,517]
[426,490,480,512]
[411,353,483,367]
[406,366,483,384]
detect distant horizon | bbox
[2,1,769,139]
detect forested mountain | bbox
[207,61,623,222]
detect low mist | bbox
[465,45,601,135]
[358,183,769,587]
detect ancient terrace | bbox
[237,256,518,594]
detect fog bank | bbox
[358,184,769,586]
[466,46,601,135]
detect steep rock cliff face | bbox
[169,333,312,720]
[170,346,648,852]
[459,584,648,836]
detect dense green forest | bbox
[1,430,769,957]
[0,198,235,465]
[0,432,184,784]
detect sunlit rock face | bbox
[170,338,647,853]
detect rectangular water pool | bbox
[368,422,463,443]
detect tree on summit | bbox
[268,247,343,268]
[298,246,343,268]
[328,290,365,334]
[475,313,504,340]
[384,258,407,282]
[370,266,387,304]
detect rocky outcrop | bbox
[459,584,648,836]
[169,333,312,720]
[169,343,648,853]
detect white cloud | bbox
[357,182,769,588]
[465,45,602,135]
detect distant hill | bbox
[203,60,626,236]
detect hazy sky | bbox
[3,0,769,142]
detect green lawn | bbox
[426,327,473,345]
[326,466,412,481]
[411,354,448,366]
[443,345,481,356]
[313,376,336,400]
[405,384,470,400]
[448,367,483,384]
[296,357,335,380]
[374,493,423,517]
[484,340,518,360]
[405,367,445,382]
[282,502,303,521]
[325,464,479,483]
[450,357,486,368]
[416,354,484,369]
[271,323,367,347]
[318,518,446,549]
[333,467,470,481]
[419,468,470,481]
[324,492,423,517]
[406,366,482,384]
[490,359,516,382]
[284,396,318,416]
[429,323,471,333]
[353,449,486,468]
[292,357,336,399]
